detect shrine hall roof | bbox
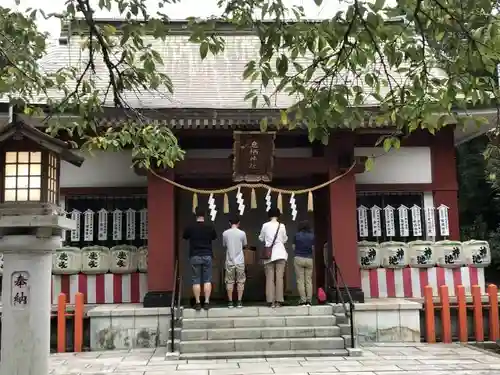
[0,20,445,115]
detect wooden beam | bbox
[175,157,329,177]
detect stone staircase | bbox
[172,304,355,360]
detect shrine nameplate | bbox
[233,131,275,182]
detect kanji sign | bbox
[11,271,30,308]
[233,131,275,182]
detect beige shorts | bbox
[225,264,246,285]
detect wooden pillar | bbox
[327,132,364,302]
[431,127,460,240]
[143,170,175,307]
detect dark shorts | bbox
[190,255,212,285]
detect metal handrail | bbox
[327,255,356,349]
[169,259,179,353]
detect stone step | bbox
[182,305,333,319]
[182,315,336,329]
[181,325,341,341]
[180,337,346,353]
[337,323,351,335]
[334,312,349,324]
[179,349,349,360]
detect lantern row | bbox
[356,204,450,238]
[66,208,148,243]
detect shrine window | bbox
[4,151,42,202]
[356,192,424,242]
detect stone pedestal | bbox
[0,205,75,375]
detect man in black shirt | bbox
[182,208,217,310]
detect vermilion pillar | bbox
[143,170,175,307]
[327,132,364,302]
[431,127,460,240]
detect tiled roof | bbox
[4,30,445,111]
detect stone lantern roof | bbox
[0,115,84,167]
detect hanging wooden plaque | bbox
[233,131,275,182]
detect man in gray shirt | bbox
[222,215,247,308]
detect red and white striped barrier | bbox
[361,266,486,298]
[51,273,148,304]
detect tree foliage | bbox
[1,0,500,168]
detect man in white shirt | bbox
[223,215,247,308]
[259,208,288,308]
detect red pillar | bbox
[143,171,175,307]
[327,132,364,302]
[431,127,460,240]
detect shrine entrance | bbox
[175,180,320,303]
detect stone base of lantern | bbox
[361,266,486,299]
[51,272,148,304]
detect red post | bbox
[439,285,452,343]
[424,285,436,343]
[456,285,468,343]
[74,292,84,352]
[472,285,484,342]
[57,293,66,353]
[488,284,499,342]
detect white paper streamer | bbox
[265,189,272,212]
[208,194,217,221]
[236,187,245,216]
[289,193,297,221]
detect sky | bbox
[0,0,356,38]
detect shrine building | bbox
[0,19,494,307]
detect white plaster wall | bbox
[355,147,432,184]
[60,151,146,188]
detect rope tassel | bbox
[277,192,283,213]
[251,188,257,209]
[223,193,229,214]
[307,191,314,212]
[192,193,198,213]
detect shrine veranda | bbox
[0,21,496,311]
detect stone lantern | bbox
[0,116,84,375]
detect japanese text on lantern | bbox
[233,131,275,182]
[11,271,30,308]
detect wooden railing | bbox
[54,292,85,352]
[423,284,500,343]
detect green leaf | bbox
[280,110,288,126]
[199,42,209,59]
[260,117,268,132]
[314,0,323,5]
[365,157,375,172]
[383,138,392,152]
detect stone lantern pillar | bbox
[0,117,84,375]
